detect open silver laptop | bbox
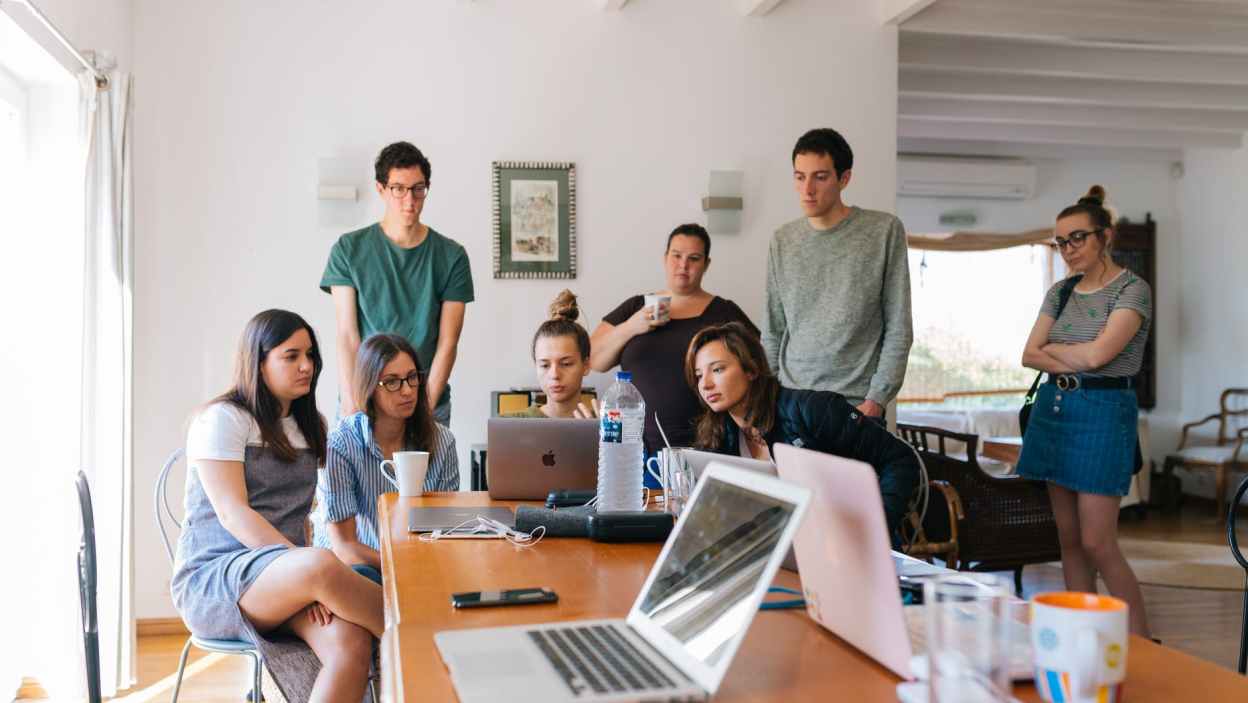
[408,506,517,533]
[487,418,599,500]
[435,463,811,702]
[772,443,1032,681]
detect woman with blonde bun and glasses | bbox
[505,290,597,419]
[1019,185,1152,637]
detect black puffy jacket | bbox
[713,387,920,545]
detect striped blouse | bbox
[312,411,459,552]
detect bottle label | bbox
[600,410,622,443]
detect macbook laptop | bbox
[487,417,598,500]
[435,463,811,702]
[680,449,804,572]
[772,443,1033,681]
[408,506,517,533]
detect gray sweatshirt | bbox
[762,207,913,407]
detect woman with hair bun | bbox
[1019,185,1152,636]
[505,289,597,418]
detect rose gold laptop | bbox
[773,443,1034,683]
[773,443,916,679]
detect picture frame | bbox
[492,160,577,279]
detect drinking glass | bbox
[924,573,1012,703]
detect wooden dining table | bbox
[982,436,1024,464]
[378,491,1248,702]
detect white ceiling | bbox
[898,0,1248,158]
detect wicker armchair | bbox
[898,423,1060,595]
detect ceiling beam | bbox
[900,68,1248,111]
[900,32,1248,87]
[899,117,1246,149]
[881,0,938,25]
[741,0,786,17]
[901,1,1248,53]
[899,96,1248,133]
[898,137,1183,163]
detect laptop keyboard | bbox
[527,623,679,697]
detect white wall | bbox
[897,157,1184,460]
[1175,142,1248,501]
[126,0,900,618]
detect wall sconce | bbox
[318,156,367,227]
[702,170,743,234]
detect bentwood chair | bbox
[75,470,103,703]
[897,424,1061,596]
[156,449,266,702]
[1230,475,1248,675]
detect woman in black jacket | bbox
[684,322,920,545]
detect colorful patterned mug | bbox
[1031,592,1128,703]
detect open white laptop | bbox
[772,443,1033,681]
[434,463,812,702]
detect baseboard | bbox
[137,617,190,637]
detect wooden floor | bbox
[19,501,1248,702]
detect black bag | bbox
[1018,274,1145,475]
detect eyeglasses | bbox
[378,371,422,392]
[1054,229,1098,251]
[386,183,429,200]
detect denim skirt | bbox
[1016,382,1138,497]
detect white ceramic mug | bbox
[1030,592,1128,703]
[644,294,671,324]
[379,451,430,497]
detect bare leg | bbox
[1076,492,1151,637]
[285,610,373,703]
[1048,483,1095,592]
[238,547,384,637]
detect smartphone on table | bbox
[451,587,558,609]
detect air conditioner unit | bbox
[898,157,1036,200]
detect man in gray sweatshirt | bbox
[763,128,913,419]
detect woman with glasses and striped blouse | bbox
[312,333,459,584]
[1018,185,1152,637]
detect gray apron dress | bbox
[171,444,347,702]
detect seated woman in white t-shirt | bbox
[173,309,380,701]
[313,333,460,582]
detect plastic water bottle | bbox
[597,371,645,512]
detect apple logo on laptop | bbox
[541,451,556,468]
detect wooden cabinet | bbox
[1113,215,1157,409]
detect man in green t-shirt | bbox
[321,142,474,424]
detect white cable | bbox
[893,430,930,553]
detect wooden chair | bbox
[491,387,597,416]
[898,423,1061,595]
[1162,388,1248,522]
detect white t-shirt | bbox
[186,402,309,462]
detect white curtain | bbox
[78,64,135,697]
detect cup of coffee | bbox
[1030,592,1128,703]
[644,294,671,324]
[379,451,430,497]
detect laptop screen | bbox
[636,474,798,667]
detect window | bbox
[899,243,1064,408]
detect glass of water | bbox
[924,573,1012,703]
[660,449,693,517]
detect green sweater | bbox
[762,207,913,407]
[501,404,548,418]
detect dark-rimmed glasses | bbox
[378,371,422,392]
[1054,229,1098,251]
[386,183,429,200]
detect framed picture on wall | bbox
[492,161,577,279]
